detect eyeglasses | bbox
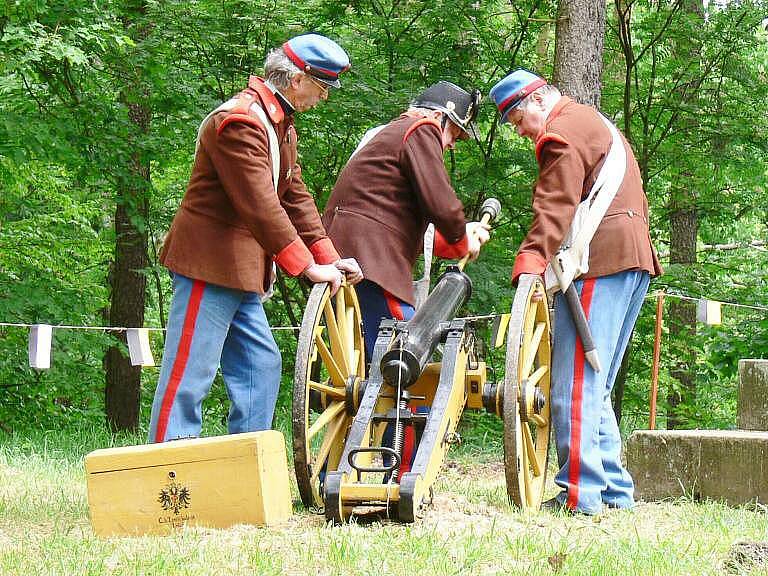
[507,108,525,126]
[306,74,329,96]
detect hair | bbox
[264,48,302,90]
[406,106,442,117]
[518,84,561,112]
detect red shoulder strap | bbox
[403,117,441,143]
[216,93,265,136]
[535,132,569,163]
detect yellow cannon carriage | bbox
[291,199,552,523]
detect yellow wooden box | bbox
[84,431,292,536]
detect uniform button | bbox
[627,209,634,217]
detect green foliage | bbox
[2,0,768,433]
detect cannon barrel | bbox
[380,197,501,388]
[381,267,471,387]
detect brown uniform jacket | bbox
[160,76,338,293]
[322,114,468,305]
[512,97,662,283]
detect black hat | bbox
[412,81,482,140]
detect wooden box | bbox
[84,431,292,536]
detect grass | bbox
[1,423,767,576]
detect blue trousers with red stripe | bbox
[148,273,281,443]
[550,270,650,514]
[355,280,415,364]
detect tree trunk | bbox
[105,198,148,430]
[666,0,703,430]
[553,0,606,107]
[104,4,152,431]
[667,197,697,429]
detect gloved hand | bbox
[334,257,364,285]
[303,263,343,295]
[466,221,491,260]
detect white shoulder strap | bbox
[348,124,387,160]
[413,223,435,310]
[195,98,280,193]
[544,114,627,295]
[247,102,280,193]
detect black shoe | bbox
[541,496,600,517]
[604,500,635,511]
[540,497,572,515]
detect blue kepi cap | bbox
[282,33,350,89]
[489,69,547,123]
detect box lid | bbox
[84,431,283,474]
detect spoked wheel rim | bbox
[503,273,552,510]
[292,282,365,508]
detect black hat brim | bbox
[313,75,341,89]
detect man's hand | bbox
[466,221,491,260]
[303,263,343,295]
[334,257,364,285]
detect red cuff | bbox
[511,251,547,285]
[309,238,340,264]
[434,231,469,259]
[274,238,314,276]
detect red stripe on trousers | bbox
[384,291,405,320]
[397,421,416,481]
[154,279,206,442]
[566,278,596,510]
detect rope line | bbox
[648,292,768,312]
[2,291,765,334]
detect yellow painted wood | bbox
[307,402,345,441]
[417,346,468,499]
[340,483,401,501]
[493,314,511,348]
[323,298,350,375]
[85,431,292,536]
[314,331,345,386]
[308,380,345,400]
[464,362,487,409]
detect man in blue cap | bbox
[490,69,662,514]
[149,33,363,443]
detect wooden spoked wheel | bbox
[503,273,552,510]
[292,282,365,509]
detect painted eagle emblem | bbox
[158,480,191,514]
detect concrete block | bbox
[739,359,768,430]
[626,429,768,506]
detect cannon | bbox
[292,199,552,523]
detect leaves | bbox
[1,0,767,430]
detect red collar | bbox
[247,76,284,124]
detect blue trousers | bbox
[148,273,281,442]
[550,270,650,513]
[355,280,415,364]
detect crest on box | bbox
[158,474,191,515]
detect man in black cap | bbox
[323,81,490,359]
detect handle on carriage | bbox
[348,447,401,473]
